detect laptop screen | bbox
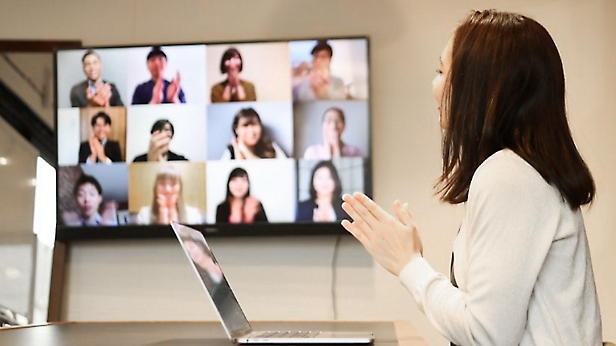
[172,222,252,339]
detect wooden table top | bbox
[0,320,428,346]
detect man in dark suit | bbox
[133,119,188,162]
[78,112,123,164]
[70,50,124,108]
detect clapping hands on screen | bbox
[155,191,179,224]
[149,72,182,104]
[166,71,182,103]
[86,82,113,107]
[147,130,172,161]
[309,67,331,99]
[324,136,342,158]
[313,202,335,222]
[88,133,107,163]
[228,196,261,223]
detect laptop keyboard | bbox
[253,331,320,338]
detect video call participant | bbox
[137,165,202,225]
[303,107,363,159]
[72,174,117,226]
[293,40,347,101]
[222,108,287,160]
[216,167,268,223]
[70,49,124,108]
[78,111,123,164]
[132,46,186,105]
[296,161,346,222]
[133,119,188,162]
[211,48,257,103]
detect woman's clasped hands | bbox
[341,192,423,276]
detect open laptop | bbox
[170,222,374,344]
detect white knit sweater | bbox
[399,149,602,345]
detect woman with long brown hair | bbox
[137,165,203,225]
[341,10,601,345]
[221,108,287,160]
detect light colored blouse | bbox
[399,149,602,345]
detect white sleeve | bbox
[272,142,288,158]
[220,146,232,160]
[136,207,151,225]
[184,206,204,224]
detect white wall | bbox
[1,1,615,345]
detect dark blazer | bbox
[132,150,188,162]
[295,198,347,222]
[215,200,268,223]
[69,80,124,108]
[78,140,123,163]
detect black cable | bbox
[331,233,342,320]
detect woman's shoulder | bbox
[475,150,540,180]
[136,206,152,224]
[240,79,255,89]
[297,199,316,209]
[470,149,557,202]
[272,141,288,158]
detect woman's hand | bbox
[313,202,335,222]
[243,196,260,222]
[341,192,423,276]
[233,137,259,160]
[155,193,178,224]
[156,194,169,224]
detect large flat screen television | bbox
[54,37,371,239]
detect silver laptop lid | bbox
[171,222,252,340]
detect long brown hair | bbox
[232,108,276,158]
[437,10,594,209]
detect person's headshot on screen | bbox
[131,46,186,105]
[303,107,363,160]
[78,111,123,164]
[221,107,287,160]
[296,160,346,222]
[211,47,257,103]
[340,10,602,345]
[137,165,203,225]
[133,119,188,162]
[69,49,124,108]
[293,40,347,101]
[72,174,117,226]
[215,167,268,224]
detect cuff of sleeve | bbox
[399,256,439,311]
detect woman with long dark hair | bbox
[216,167,268,223]
[296,161,346,222]
[341,10,601,345]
